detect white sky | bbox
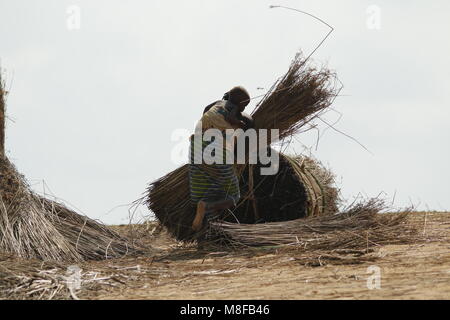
[1,0,449,224]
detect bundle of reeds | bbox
[252,52,339,142]
[209,199,418,249]
[228,152,339,224]
[145,53,341,242]
[0,73,137,262]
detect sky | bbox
[1,0,449,224]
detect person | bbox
[189,86,253,232]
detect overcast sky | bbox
[1,0,449,224]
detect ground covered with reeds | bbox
[1,211,448,300]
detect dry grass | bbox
[292,155,340,215]
[0,252,147,300]
[284,154,340,217]
[0,157,138,262]
[0,253,70,300]
[252,52,340,142]
[1,212,442,300]
[210,199,418,250]
[0,73,139,263]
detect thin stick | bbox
[0,71,5,158]
[248,165,259,221]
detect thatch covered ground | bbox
[1,212,448,300]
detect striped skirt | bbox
[188,134,240,205]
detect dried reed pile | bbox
[210,199,418,249]
[146,53,341,242]
[230,153,339,224]
[252,52,339,142]
[0,252,70,300]
[146,165,196,241]
[0,73,136,262]
[0,251,140,300]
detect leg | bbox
[205,198,235,212]
[192,198,236,231]
[192,200,207,231]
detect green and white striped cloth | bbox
[188,134,240,205]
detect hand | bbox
[239,113,254,130]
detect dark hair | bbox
[223,86,250,107]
